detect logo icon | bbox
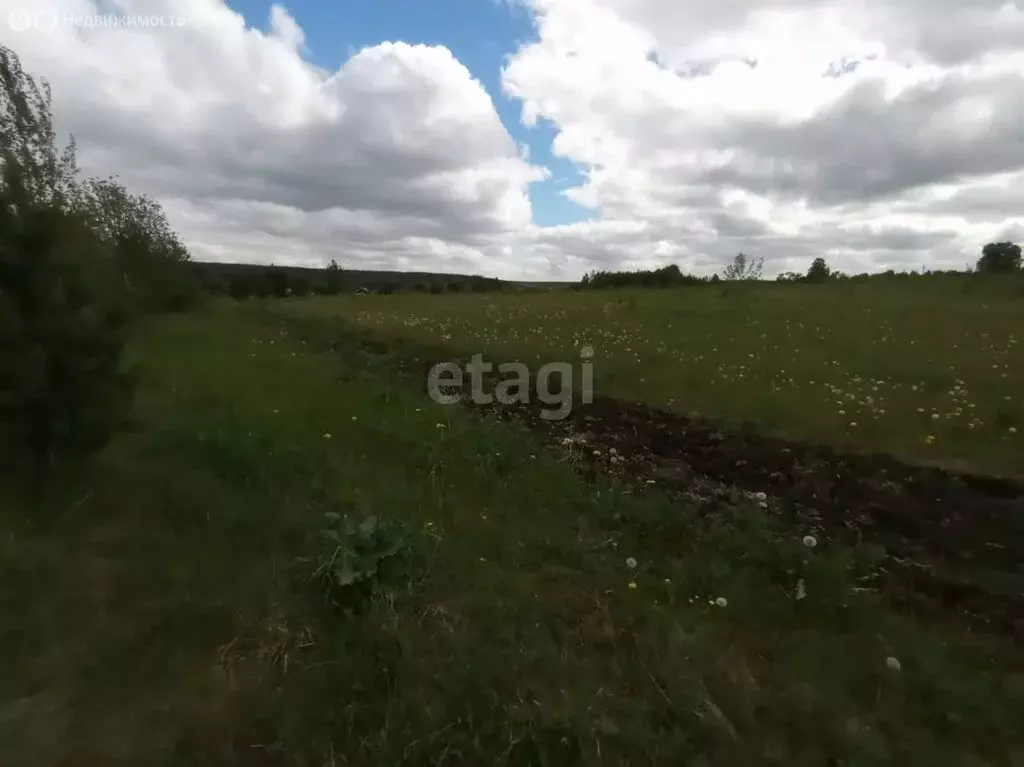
[6,9,60,32]
[7,9,33,31]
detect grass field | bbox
[2,288,1023,765]
[279,280,1024,476]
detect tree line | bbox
[579,245,1022,290]
[201,261,506,299]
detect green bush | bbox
[0,163,133,486]
[77,177,200,312]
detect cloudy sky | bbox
[2,0,1022,279]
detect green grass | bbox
[276,279,1024,476]
[2,300,1022,765]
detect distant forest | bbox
[192,243,1023,300]
[190,260,513,297]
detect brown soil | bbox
[469,393,1024,641]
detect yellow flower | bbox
[627,581,637,590]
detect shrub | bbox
[0,162,133,487]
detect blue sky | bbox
[227,0,594,228]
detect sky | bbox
[1,0,1023,280]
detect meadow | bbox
[2,283,1023,765]
[280,278,1024,476]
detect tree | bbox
[3,45,195,313]
[1,144,133,489]
[806,257,832,283]
[75,177,197,311]
[1,46,136,489]
[722,252,764,281]
[76,178,189,262]
[324,258,343,295]
[976,242,1022,274]
[266,266,289,298]
[0,46,79,210]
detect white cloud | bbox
[503,0,1024,276]
[2,0,1022,279]
[1,0,546,274]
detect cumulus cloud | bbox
[1,0,546,273]
[1,0,1022,278]
[503,0,1024,275]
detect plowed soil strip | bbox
[468,394,1024,640]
